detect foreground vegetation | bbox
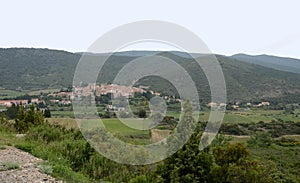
[0,101,299,182]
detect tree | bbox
[155,129,213,183]
[168,99,196,150]
[137,109,146,118]
[211,143,272,183]
[284,105,295,114]
[14,104,44,133]
[5,103,19,119]
[210,134,233,148]
[155,100,213,182]
[44,108,51,118]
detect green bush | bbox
[275,137,300,147]
[211,143,272,183]
[52,164,89,182]
[0,117,15,132]
[26,123,62,143]
[247,132,273,148]
[129,175,151,183]
[57,139,93,171]
[14,144,35,153]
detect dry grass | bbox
[46,118,78,129]
[151,129,171,143]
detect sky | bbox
[1,0,300,58]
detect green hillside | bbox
[1,48,300,102]
[0,48,80,90]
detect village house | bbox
[48,92,73,98]
[0,100,29,107]
[31,98,39,103]
[59,99,71,105]
[207,102,217,108]
[219,103,227,107]
[106,104,126,112]
[254,101,270,107]
[232,105,240,109]
[261,101,270,106]
[94,84,145,98]
[149,90,161,96]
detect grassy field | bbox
[0,88,60,99]
[48,117,154,133]
[167,109,298,124]
[0,89,25,99]
[50,111,74,118]
[32,107,300,127]
[27,88,60,95]
[48,108,300,136]
[47,118,151,142]
[197,109,300,124]
[45,107,300,147]
[79,118,151,136]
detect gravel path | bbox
[0,146,63,183]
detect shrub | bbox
[26,123,62,143]
[275,137,300,147]
[52,164,89,182]
[1,162,20,171]
[14,144,35,153]
[38,162,53,174]
[247,132,273,148]
[220,124,245,135]
[129,175,151,183]
[57,139,93,171]
[0,117,15,132]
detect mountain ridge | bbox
[231,53,300,74]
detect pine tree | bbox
[155,100,213,182]
[14,104,44,133]
[44,108,51,118]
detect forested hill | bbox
[1,48,300,102]
[0,48,80,90]
[231,53,300,74]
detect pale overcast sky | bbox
[1,0,299,58]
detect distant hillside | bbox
[231,54,300,74]
[0,48,80,90]
[1,48,300,102]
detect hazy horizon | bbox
[1,46,300,59]
[1,1,300,59]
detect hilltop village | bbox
[0,83,274,114]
